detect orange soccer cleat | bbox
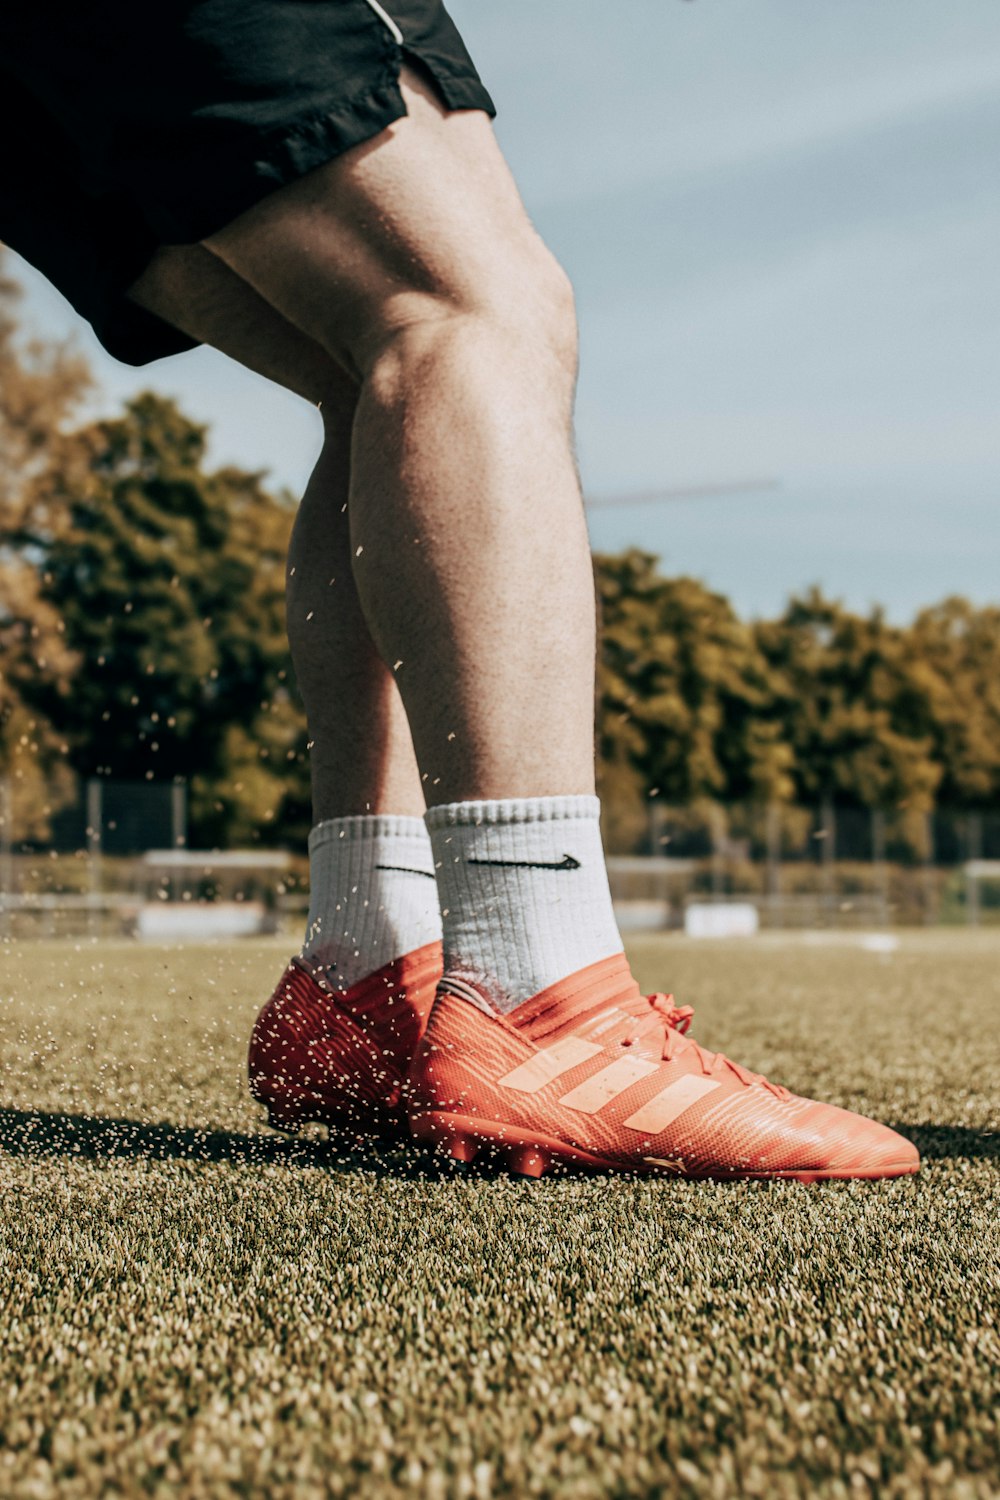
[249,941,443,1137]
[407,953,920,1181]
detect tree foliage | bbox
[904,599,1000,808]
[0,257,89,838]
[753,590,941,813]
[596,554,1000,849]
[8,380,310,846]
[596,551,794,845]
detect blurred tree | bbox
[754,589,941,814]
[0,255,88,839]
[17,389,311,846]
[595,550,794,850]
[903,599,1000,807]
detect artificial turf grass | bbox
[1,935,997,1499]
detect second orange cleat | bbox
[407,953,920,1181]
[249,941,442,1137]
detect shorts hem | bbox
[97,303,200,366]
[142,57,494,248]
[103,57,494,365]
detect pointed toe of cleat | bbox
[796,1108,922,1180]
[858,1122,921,1179]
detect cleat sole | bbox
[440,1129,546,1177]
[410,1112,920,1182]
[410,1111,599,1179]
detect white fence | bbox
[3,780,1000,935]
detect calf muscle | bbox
[196,67,597,803]
[126,242,424,817]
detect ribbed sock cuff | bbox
[425,795,600,831]
[309,814,430,854]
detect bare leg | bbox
[133,79,618,1018]
[285,433,425,819]
[203,69,596,803]
[123,70,922,1185]
[126,252,442,1143]
[127,245,424,819]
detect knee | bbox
[362,242,578,407]
[521,246,578,383]
[464,240,578,380]
[315,366,360,437]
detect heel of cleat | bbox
[263,1098,303,1134]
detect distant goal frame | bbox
[965,861,1000,926]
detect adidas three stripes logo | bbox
[495,1036,720,1132]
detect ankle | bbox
[303,813,441,991]
[426,795,623,1013]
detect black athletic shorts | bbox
[0,0,494,365]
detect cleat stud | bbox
[450,1135,479,1165]
[505,1144,548,1179]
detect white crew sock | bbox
[425,795,624,1013]
[302,814,442,993]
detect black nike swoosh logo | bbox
[466,854,581,871]
[375,864,436,879]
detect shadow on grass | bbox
[0,1108,995,1174]
[891,1122,998,1162]
[0,1107,452,1179]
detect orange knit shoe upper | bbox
[249,941,442,1135]
[407,953,920,1181]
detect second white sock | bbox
[426,795,624,1013]
[303,814,442,993]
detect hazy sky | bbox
[10,0,999,620]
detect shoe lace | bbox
[644,993,791,1100]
